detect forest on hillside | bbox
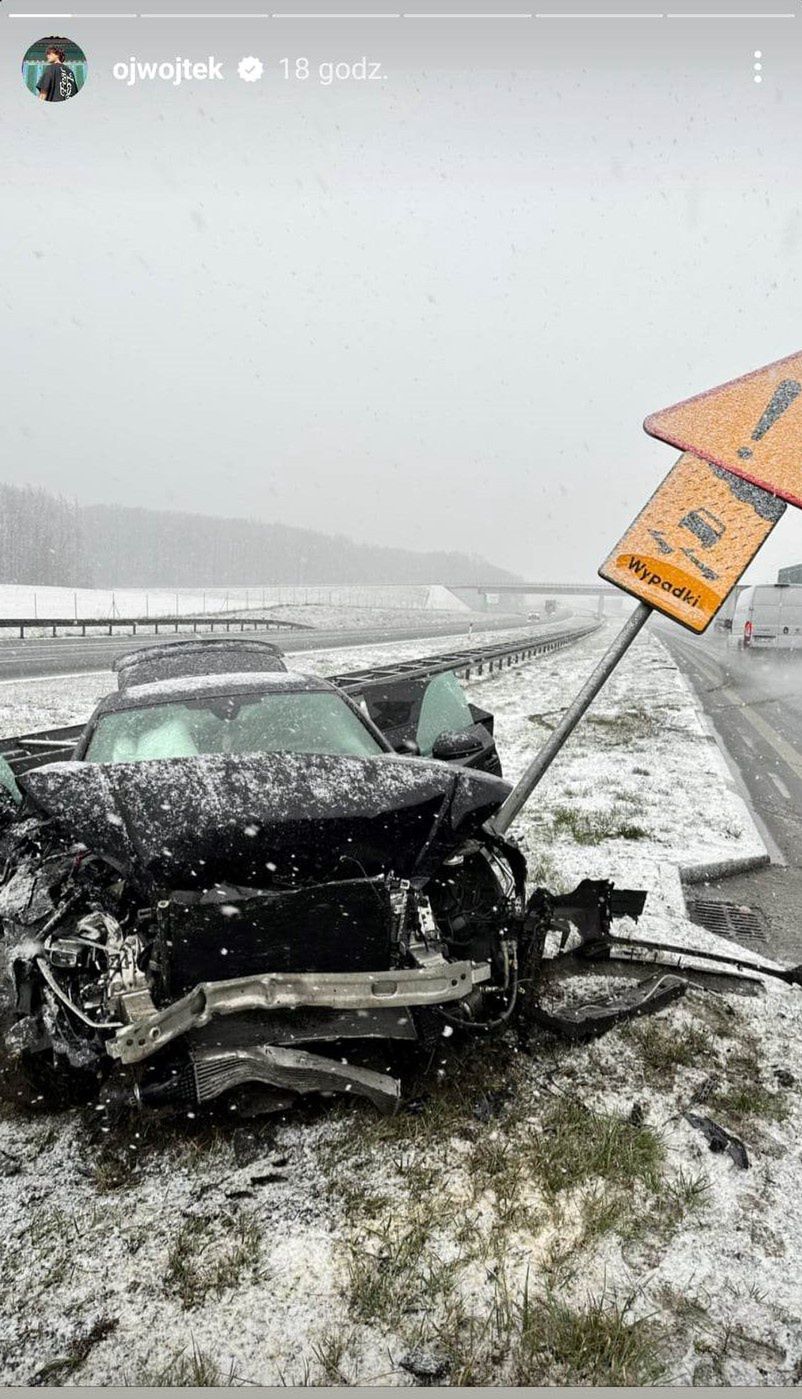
[0,484,518,588]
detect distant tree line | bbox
[0,485,88,586]
[0,483,518,588]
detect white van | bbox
[730,584,802,652]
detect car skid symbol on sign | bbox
[679,508,725,550]
[600,452,783,633]
[682,550,718,582]
[649,507,724,583]
[649,529,673,556]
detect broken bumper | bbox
[190,1042,403,1114]
[108,959,491,1066]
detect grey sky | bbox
[3,1,802,583]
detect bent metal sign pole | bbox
[491,598,652,835]
[491,352,800,837]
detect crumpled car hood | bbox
[20,752,510,888]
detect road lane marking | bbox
[0,670,107,687]
[692,659,725,687]
[666,636,723,683]
[722,685,802,785]
[769,771,792,799]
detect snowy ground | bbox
[0,583,472,622]
[0,619,800,1386]
[225,603,517,631]
[0,599,511,650]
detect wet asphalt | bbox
[0,613,536,683]
[661,622,802,968]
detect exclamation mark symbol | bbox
[737,378,802,459]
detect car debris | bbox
[0,1147,21,1178]
[399,1347,450,1384]
[0,636,799,1120]
[684,1111,750,1170]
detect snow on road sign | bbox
[599,452,785,633]
[644,351,802,507]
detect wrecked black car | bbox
[4,750,524,1115]
[4,635,738,1119]
[0,640,540,1115]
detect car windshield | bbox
[84,690,385,763]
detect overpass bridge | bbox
[450,581,620,618]
[454,582,616,594]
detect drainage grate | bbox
[685,897,769,948]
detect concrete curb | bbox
[680,852,772,885]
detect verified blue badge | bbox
[238,56,264,82]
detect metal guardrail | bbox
[0,621,599,776]
[329,622,599,692]
[0,614,315,640]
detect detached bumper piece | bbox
[532,878,648,946]
[191,1043,401,1115]
[531,971,688,1040]
[108,959,491,1066]
[527,877,802,1042]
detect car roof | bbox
[113,637,287,690]
[90,668,339,717]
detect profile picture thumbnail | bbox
[22,36,87,103]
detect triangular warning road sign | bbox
[644,351,802,508]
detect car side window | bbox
[415,673,475,757]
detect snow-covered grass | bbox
[227,603,475,630]
[0,619,800,1386]
[474,617,767,898]
[0,583,471,622]
[0,583,305,621]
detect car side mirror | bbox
[394,738,421,756]
[431,729,484,762]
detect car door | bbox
[357,672,501,774]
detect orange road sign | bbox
[599,452,785,633]
[644,351,802,507]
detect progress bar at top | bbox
[7,7,796,13]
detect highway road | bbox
[661,622,802,963]
[0,613,548,683]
